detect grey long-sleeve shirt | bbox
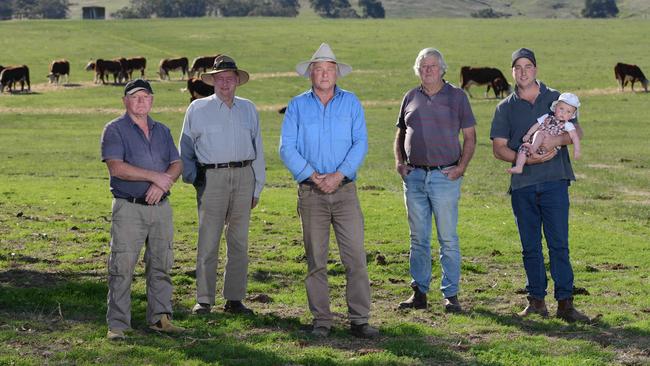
[179,94,265,198]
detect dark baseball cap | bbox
[511,48,536,67]
[124,79,154,96]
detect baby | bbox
[508,92,581,174]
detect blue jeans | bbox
[403,168,462,298]
[511,180,574,301]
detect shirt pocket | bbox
[333,115,353,143]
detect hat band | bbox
[214,61,237,70]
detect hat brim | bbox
[125,86,153,95]
[295,60,352,78]
[200,69,249,86]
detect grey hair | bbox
[413,48,447,77]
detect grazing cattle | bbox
[0,65,31,93]
[47,59,70,84]
[159,57,189,80]
[189,55,219,77]
[123,57,147,80]
[614,62,648,92]
[84,60,99,83]
[95,59,126,84]
[460,66,511,98]
[187,77,214,101]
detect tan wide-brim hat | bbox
[201,55,250,86]
[295,43,352,78]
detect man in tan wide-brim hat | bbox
[180,54,265,316]
[280,43,379,339]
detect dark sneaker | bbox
[149,314,185,333]
[310,326,330,338]
[191,303,212,315]
[443,295,462,313]
[224,300,254,315]
[107,328,126,341]
[518,296,549,318]
[350,323,379,339]
[556,298,590,323]
[398,283,427,310]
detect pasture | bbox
[1,17,649,365]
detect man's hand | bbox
[251,197,259,209]
[316,172,344,194]
[145,184,165,205]
[151,172,174,192]
[442,165,465,180]
[396,163,413,178]
[527,149,557,165]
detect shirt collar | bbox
[513,80,546,101]
[308,85,342,99]
[123,112,155,130]
[211,94,237,109]
[417,80,449,96]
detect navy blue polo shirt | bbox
[490,82,577,191]
[101,113,180,199]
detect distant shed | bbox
[82,6,105,20]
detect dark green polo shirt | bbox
[490,81,577,191]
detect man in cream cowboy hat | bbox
[179,55,265,316]
[280,43,379,338]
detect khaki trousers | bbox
[297,182,371,328]
[107,198,174,330]
[195,166,254,305]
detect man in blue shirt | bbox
[101,79,185,340]
[280,43,378,338]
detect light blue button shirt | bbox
[279,86,368,183]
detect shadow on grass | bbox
[473,308,650,354]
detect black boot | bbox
[398,283,427,310]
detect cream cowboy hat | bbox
[201,55,249,86]
[295,43,353,78]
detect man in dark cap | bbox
[490,48,590,323]
[101,79,185,340]
[180,55,265,316]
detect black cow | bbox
[159,57,189,80]
[95,59,126,84]
[47,59,70,84]
[190,55,219,77]
[124,57,147,80]
[460,66,511,98]
[0,65,30,93]
[615,62,648,92]
[187,77,214,102]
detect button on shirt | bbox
[179,94,265,198]
[280,86,368,183]
[101,113,180,199]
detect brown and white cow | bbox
[460,66,511,98]
[186,77,214,102]
[94,59,126,84]
[189,55,219,78]
[614,62,648,92]
[47,59,70,84]
[0,65,30,93]
[159,57,189,80]
[123,57,147,80]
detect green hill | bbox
[67,0,650,19]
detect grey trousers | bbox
[106,198,174,331]
[195,166,254,305]
[297,182,371,328]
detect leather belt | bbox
[202,160,251,169]
[300,177,353,186]
[409,161,458,171]
[121,196,167,206]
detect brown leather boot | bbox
[398,283,427,310]
[517,296,549,317]
[556,297,590,323]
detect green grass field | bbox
[1,17,649,365]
